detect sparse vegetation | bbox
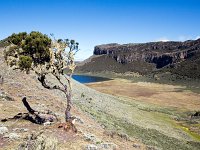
[75,99,200,150]
[18,55,33,73]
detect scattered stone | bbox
[101,124,106,129]
[133,143,141,149]
[18,133,58,150]
[77,128,83,134]
[43,121,52,126]
[17,93,24,97]
[117,133,129,141]
[100,142,117,150]
[74,116,84,124]
[103,130,117,138]
[0,91,14,101]
[13,128,28,132]
[4,132,20,140]
[0,127,8,135]
[86,144,98,150]
[146,145,159,150]
[84,133,96,142]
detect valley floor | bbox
[86,79,200,111]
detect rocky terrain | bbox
[77,39,200,78]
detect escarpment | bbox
[76,39,200,78]
[94,39,200,68]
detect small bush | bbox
[18,55,33,72]
[4,45,18,59]
[8,32,27,45]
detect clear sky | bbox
[0,0,200,60]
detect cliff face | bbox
[76,39,200,78]
[94,39,200,68]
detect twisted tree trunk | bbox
[38,73,73,122]
[1,97,57,124]
[65,77,72,122]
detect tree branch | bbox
[38,74,66,94]
[22,97,35,114]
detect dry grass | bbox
[86,79,200,111]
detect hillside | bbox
[0,47,144,149]
[76,39,200,79]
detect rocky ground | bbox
[1,46,200,150]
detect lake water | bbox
[72,75,111,83]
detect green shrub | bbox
[22,31,51,64]
[8,32,27,45]
[4,31,51,67]
[18,55,33,72]
[7,45,18,56]
[3,45,18,61]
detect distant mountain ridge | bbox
[77,39,200,78]
[94,39,200,68]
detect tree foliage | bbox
[22,31,51,64]
[4,31,51,68]
[8,32,27,45]
[18,55,33,73]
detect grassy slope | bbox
[72,80,200,150]
[75,51,200,149]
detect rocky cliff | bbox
[94,39,200,68]
[76,39,200,78]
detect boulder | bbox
[4,132,21,140]
[100,142,117,150]
[0,126,8,135]
[13,128,28,132]
[86,144,98,150]
[84,133,96,142]
[0,91,14,101]
[132,143,141,149]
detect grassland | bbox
[71,77,200,149]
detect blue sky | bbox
[0,0,200,60]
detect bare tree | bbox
[35,35,79,122]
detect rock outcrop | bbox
[94,39,200,68]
